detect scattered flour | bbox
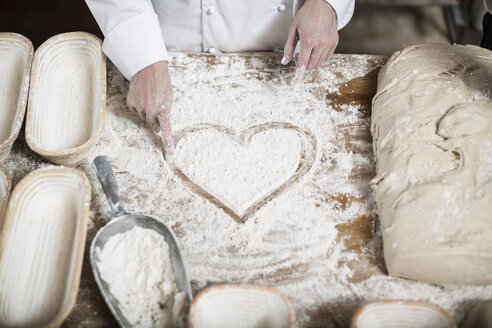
[174,126,303,217]
[87,210,96,230]
[3,53,492,327]
[96,226,183,328]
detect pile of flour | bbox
[96,226,185,328]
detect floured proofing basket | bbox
[26,32,106,166]
[0,33,33,163]
[351,300,456,328]
[0,167,91,327]
[188,284,296,328]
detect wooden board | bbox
[2,53,386,327]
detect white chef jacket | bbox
[86,0,355,80]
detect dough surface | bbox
[371,44,492,286]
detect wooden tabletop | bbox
[2,53,386,327]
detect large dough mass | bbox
[371,44,492,286]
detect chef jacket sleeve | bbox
[325,0,355,30]
[293,0,354,29]
[85,0,169,80]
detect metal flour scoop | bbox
[90,155,192,327]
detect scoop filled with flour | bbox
[96,226,187,327]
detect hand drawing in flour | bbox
[282,0,339,84]
[126,61,174,158]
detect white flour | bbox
[93,54,492,326]
[96,226,183,328]
[4,53,492,327]
[174,126,302,217]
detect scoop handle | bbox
[92,156,127,217]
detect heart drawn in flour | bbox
[171,122,316,223]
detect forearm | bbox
[85,0,168,80]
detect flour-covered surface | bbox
[3,53,492,327]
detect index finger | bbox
[291,42,312,85]
[157,109,174,159]
[282,24,299,65]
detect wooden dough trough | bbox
[0,167,91,327]
[26,32,106,166]
[0,33,33,163]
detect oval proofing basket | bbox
[0,33,33,162]
[351,300,456,328]
[26,32,106,166]
[188,284,296,328]
[0,167,91,327]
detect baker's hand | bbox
[282,0,338,84]
[126,60,174,157]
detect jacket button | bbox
[207,7,217,15]
[277,3,286,12]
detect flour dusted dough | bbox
[371,44,492,286]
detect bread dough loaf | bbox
[371,44,492,286]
